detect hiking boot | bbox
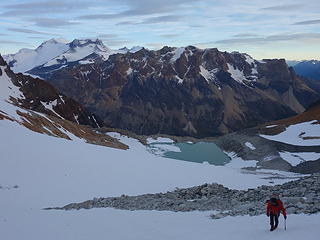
[270,226,274,231]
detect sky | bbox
[0,0,319,60]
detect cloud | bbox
[114,15,183,25]
[138,15,183,24]
[7,28,56,36]
[31,18,80,28]
[27,36,48,39]
[293,19,320,25]
[232,33,260,38]
[0,39,31,45]
[115,21,136,26]
[98,34,118,39]
[96,34,129,47]
[158,34,180,38]
[145,42,165,49]
[260,4,303,11]
[213,33,320,45]
[1,0,91,16]
[102,39,130,47]
[78,0,198,20]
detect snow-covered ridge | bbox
[3,38,116,72]
[3,38,70,73]
[44,39,114,67]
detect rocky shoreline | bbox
[46,174,320,218]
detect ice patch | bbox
[171,47,185,62]
[227,63,247,84]
[147,137,174,144]
[245,142,256,150]
[79,59,94,65]
[260,121,320,146]
[280,151,320,166]
[266,125,278,128]
[126,67,133,75]
[199,66,218,83]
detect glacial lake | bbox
[147,141,231,166]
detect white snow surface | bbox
[244,54,258,75]
[3,38,116,72]
[266,125,278,128]
[279,151,320,166]
[245,142,256,150]
[199,65,218,83]
[3,38,69,73]
[1,69,318,239]
[171,47,185,62]
[0,116,317,239]
[44,42,114,67]
[79,59,94,65]
[129,46,143,53]
[227,63,248,84]
[260,121,320,146]
[146,137,175,144]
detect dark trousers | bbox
[270,213,279,228]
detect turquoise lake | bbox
[147,141,231,166]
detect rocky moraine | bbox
[47,174,320,219]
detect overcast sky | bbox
[0,0,319,60]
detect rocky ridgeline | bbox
[48,174,320,218]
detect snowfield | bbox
[260,121,320,146]
[1,118,319,239]
[0,66,319,240]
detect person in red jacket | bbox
[266,194,287,231]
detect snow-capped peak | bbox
[37,38,69,47]
[116,46,144,54]
[3,38,115,72]
[129,46,144,53]
[3,39,70,73]
[43,38,113,67]
[69,38,104,48]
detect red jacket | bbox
[266,199,286,217]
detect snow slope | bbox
[260,121,320,146]
[3,38,69,73]
[2,58,319,239]
[0,62,317,239]
[0,119,319,240]
[44,39,114,67]
[3,38,116,72]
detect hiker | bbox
[266,194,287,231]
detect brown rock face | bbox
[0,55,102,128]
[28,47,319,137]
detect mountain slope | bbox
[28,46,319,137]
[214,100,320,172]
[0,55,125,149]
[3,38,116,74]
[293,60,320,81]
[3,38,69,73]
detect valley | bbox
[1,35,320,240]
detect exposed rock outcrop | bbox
[28,47,319,137]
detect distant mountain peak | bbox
[69,38,104,48]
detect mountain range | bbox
[293,60,320,81]
[3,39,320,137]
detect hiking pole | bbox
[284,218,287,231]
